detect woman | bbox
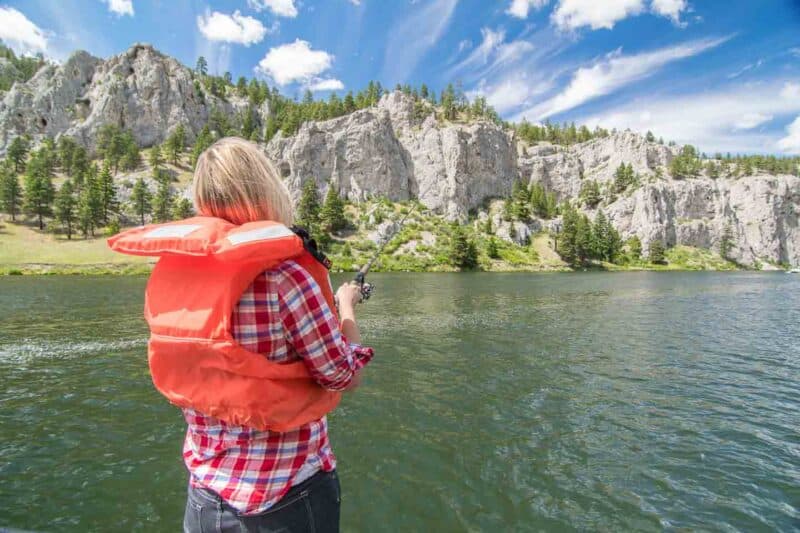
[111,137,373,532]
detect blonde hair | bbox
[192,137,293,226]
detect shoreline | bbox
[0,262,758,276]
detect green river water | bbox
[0,273,798,532]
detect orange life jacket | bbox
[108,216,341,432]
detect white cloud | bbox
[450,27,534,80]
[552,0,644,30]
[651,0,688,25]
[457,39,472,52]
[506,0,549,19]
[247,0,298,18]
[790,48,800,58]
[780,82,800,100]
[480,79,532,113]
[197,10,267,46]
[0,7,48,55]
[515,36,728,120]
[256,39,335,85]
[308,78,345,91]
[777,116,800,154]
[348,0,361,4]
[733,112,772,130]
[580,80,800,154]
[381,0,458,83]
[102,0,134,17]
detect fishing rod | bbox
[354,185,433,303]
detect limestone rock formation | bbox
[267,92,800,266]
[0,44,266,155]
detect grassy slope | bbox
[0,218,153,274]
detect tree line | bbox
[0,127,192,239]
[0,41,46,92]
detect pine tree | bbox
[558,204,580,266]
[23,150,55,230]
[70,146,88,188]
[149,144,163,170]
[296,179,320,229]
[645,131,655,142]
[580,180,601,207]
[78,166,102,237]
[720,224,734,260]
[510,179,530,220]
[152,170,173,223]
[649,240,666,264]
[172,197,193,220]
[130,176,152,225]
[55,179,77,239]
[98,162,118,224]
[120,133,141,171]
[196,56,208,76]
[319,185,347,233]
[191,126,213,168]
[0,162,22,221]
[236,76,247,97]
[627,236,642,260]
[7,136,30,173]
[448,223,478,269]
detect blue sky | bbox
[1,0,800,154]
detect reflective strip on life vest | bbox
[144,224,203,239]
[227,225,296,246]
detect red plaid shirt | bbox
[182,260,373,515]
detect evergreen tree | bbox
[70,146,88,188]
[7,136,30,174]
[670,145,702,179]
[191,126,213,168]
[148,144,163,170]
[613,162,636,193]
[152,170,173,223]
[558,204,580,266]
[296,179,320,228]
[448,223,478,269]
[55,179,77,239]
[510,179,530,220]
[580,180,601,207]
[645,131,656,142]
[319,184,347,233]
[627,235,642,261]
[130,176,152,225]
[98,162,118,224]
[0,162,22,221]
[57,136,78,175]
[172,197,193,220]
[720,224,734,260]
[649,240,666,264]
[120,132,141,171]
[78,165,102,237]
[236,76,247,97]
[196,56,208,76]
[22,150,55,229]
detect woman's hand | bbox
[336,282,362,310]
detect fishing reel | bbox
[354,271,374,302]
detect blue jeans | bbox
[183,470,341,533]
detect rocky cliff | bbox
[0,44,266,155]
[267,92,800,267]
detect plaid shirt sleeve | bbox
[275,261,373,391]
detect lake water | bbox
[0,273,798,532]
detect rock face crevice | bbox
[2,45,799,267]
